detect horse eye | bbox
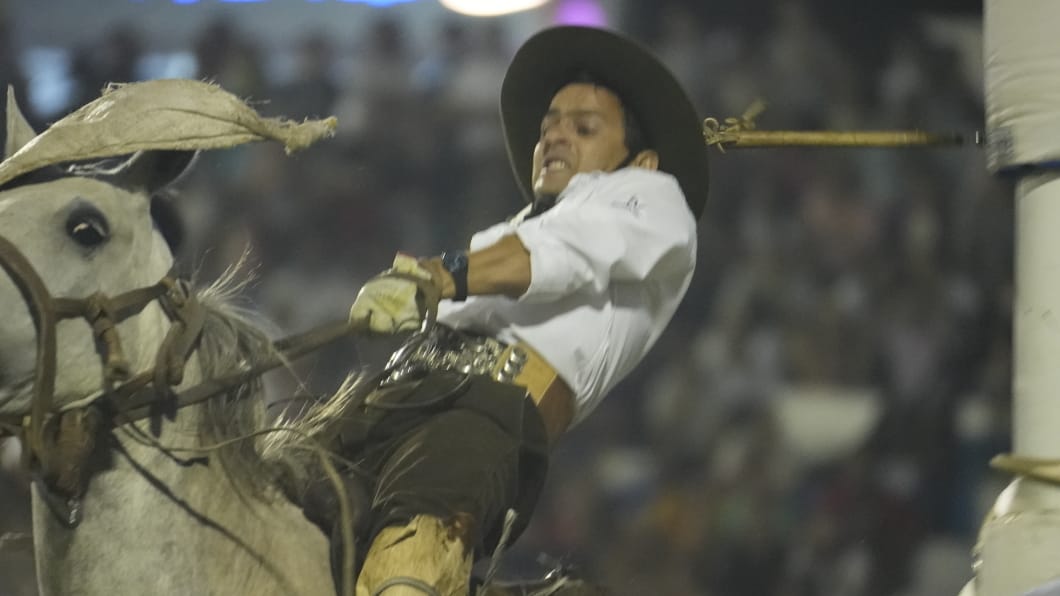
[65,205,111,248]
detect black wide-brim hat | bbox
[500,26,709,218]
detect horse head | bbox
[0,81,345,596]
[0,89,195,417]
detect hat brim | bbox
[500,26,709,218]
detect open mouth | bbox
[542,158,571,173]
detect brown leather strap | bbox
[0,234,61,462]
[51,278,172,321]
[495,342,574,446]
[37,407,102,499]
[534,377,575,447]
[153,279,206,389]
[54,279,174,384]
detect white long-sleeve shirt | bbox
[437,167,698,424]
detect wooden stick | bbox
[701,102,973,150]
[712,129,968,149]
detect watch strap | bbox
[440,251,469,301]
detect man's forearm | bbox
[468,234,531,298]
[422,234,531,300]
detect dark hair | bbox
[564,71,648,156]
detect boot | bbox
[356,515,473,596]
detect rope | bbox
[702,99,966,149]
[702,99,767,152]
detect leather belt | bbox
[383,326,574,445]
[494,341,574,445]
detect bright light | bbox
[439,0,549,17]
[156,0,419,5]
[554,0,606,26]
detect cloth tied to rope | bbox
[0,79,338,188]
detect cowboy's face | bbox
[531,83,631,198]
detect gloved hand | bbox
[349,254,441,335]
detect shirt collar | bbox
[558,171,606,201]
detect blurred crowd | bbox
[0,1,1008,595]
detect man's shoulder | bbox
[604,167,679,185]
[558,168,692,226]
[589,167,683,198]
[590,168,687,207]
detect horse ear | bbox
[108,150,198,196]
[150,194,185,253]
[5,86,37,159]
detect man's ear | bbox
[631,149,659,170]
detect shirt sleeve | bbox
[513,171,697,303]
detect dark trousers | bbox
[312,370,550,573]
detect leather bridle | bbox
[0,233,353,525]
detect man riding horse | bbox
[323,25,710,595]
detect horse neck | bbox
[32,350,335,596]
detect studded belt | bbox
[383,325,574,444]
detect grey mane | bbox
[193,261,373,502]
[191,264,278,499]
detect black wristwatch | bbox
[440,251,469,302]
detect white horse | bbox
[0,91,340,596]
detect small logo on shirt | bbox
[615,194,642,216]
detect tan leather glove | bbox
[349,254,441,335]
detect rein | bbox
[102,317,355,425]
